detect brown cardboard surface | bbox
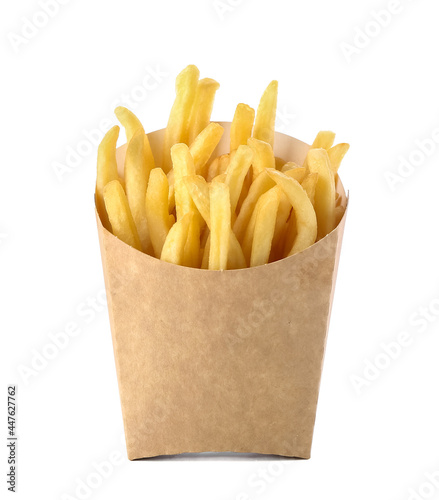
[96,123,348,460]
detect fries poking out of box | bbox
[96,65,349,269]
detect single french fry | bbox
[206,157,220,182]
[230,103,255,151]
[212,173,227,183]
[301,172,319,206]
[282,210,297,257]
[124,130,153,254]
[145,168,173,257]
[200,225,210,248]
[171,143,197,220]
[167,169,175,214]
[306,148,336,238]
[183,175,210,226]
[250,187,281,267]
[311,131,336,150]
[233,170,275,242]
[275,156,286,170]
[236,169,252,215]
[270,191,291,261]
[218,152,232,174]
[115,106,155,169]
[225,145,253,214]
[161,212,192,265]
[284,166,307,183]
[187,78,220,144]
[201,234,210,269]
[327,143,350,174]
[162,65,200,172]
[266,169,317,255]
[96,125,120,230]
[209,182,231,270]
[241,191,262,264]
[189,122,224,176]
[247,137,275,177]
[183,213,201,268]
[103,180,141,251]
[228,232,246,269]
[253,80,278,147]
[114,106,144,142]
[281,161,300,172]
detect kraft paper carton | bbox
[96,123,348,460]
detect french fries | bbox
[124,129,153,254]
[96,65,349,269]
[208,182,231,271]
[230,103,255,151]
[188,78,220,144]
[266,169,317,255]
[162,65,200,173]
[145,168,174,257]
[96,125,120,230]
[103,180,142,251]
[253,80,278,147]
[306,148,336,239]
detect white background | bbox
[2,0,439,499]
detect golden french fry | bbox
[230,103,255,151]
[206,157,220,182]
[183,175,210,226]
[253,80,278,147]
[200,225,210,248]
[311,131,336,150]
[225,145,253,214]
[209,182,231,270]
[233,170,275,242]
[327,143,350,174]
[114,106,144,142]
[183,213,201,268]
[236,169,252,215]
[228,232,246,269]
[284,166,307,183]
[250,187,281,267]
[201,234,210,269]
[212,173,227,183]
[218,152,232,174]
[301,172,319,205]
[189,122,224,176]
[161,212,192,265]
[115,106,155,169]
[167,169,175,214]
[145,168,173,257]
[124,129,153,254]
[275,156,286,170]
[171,143,197,219]
[266,169,317,255]
[306,148,336,238]
[281,161,300,172]
[162,65,200,172]
[96,125,120,230]
[241,190,262,264]
[247,137,275,177]
[270,191,291,262]
[187,78,220,144]
[282,211,297,258]
[103,180,141,251]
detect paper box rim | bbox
[95,123,348,274]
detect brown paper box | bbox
[96,123,348,460]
